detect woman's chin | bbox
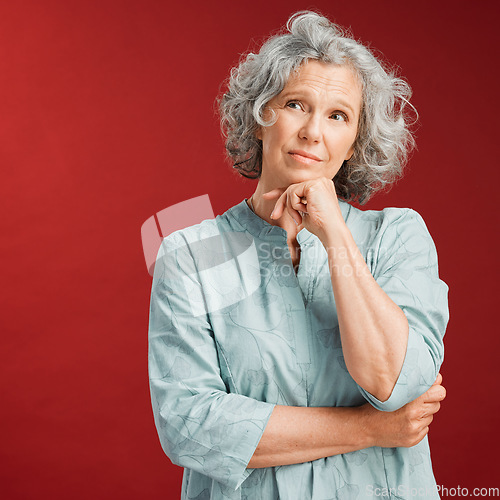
[261,167,337,189]
[282,170,331,185]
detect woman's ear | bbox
[255,127,262,141]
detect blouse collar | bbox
[226,198,352,245]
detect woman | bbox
[148,11,449,500]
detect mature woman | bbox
[148,11,449,500]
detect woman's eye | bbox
[286,101,302,110]
[331,112,347,122]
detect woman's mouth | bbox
[288,151,322,165]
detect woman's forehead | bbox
[286,61,360,90]
[278,61,362,106]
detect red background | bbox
[1,0,499,498]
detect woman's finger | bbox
[422,384,446,403]
[433,372,443,386]
[427,401,441,416]
[291,191,308,213]
[419,401,441,419]
[270,190,288,220]
[262,187,286,219]
[286,190,302,225]
[289,190,308,220]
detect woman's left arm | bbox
[267,178,449,410]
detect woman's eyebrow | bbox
[333,100,356,115]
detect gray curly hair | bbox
[217,10,418,204]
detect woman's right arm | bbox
[248,373,446,469]
[149,237,277,492]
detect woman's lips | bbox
[288,151,322,165]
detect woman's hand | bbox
[262,177,343,243]
[361,373,447,448]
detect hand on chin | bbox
[262,177,343,243]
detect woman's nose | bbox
[299,114,322,143]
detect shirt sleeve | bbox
[148,233,276,491]
[356,208,450,412]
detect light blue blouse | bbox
[148,198,449,499]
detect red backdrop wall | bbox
[1,0,498,498]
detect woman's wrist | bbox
[319,216,350,248]
[357,403,379,449]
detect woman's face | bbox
[257,60,362,188]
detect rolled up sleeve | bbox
[356,208,449,412]
[148,235,275,490]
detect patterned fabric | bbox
[148,198,449,499]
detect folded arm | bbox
[249,373,446,468]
